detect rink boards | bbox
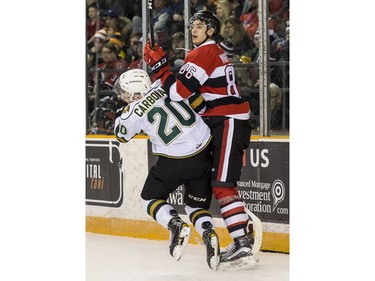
[86,135,290,253]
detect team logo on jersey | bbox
[123,105,130,113]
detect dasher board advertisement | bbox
[148,140,290,224]
[86,139,123,207]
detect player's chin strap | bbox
[193,33,213,48]
[245,207,263,254]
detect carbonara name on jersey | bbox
[114,80,211,158]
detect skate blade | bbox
[172,226,191,261]
[217,255,257,271]
[209,236,220,271]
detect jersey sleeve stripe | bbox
[188,93,206,113]
[204,76,229,88]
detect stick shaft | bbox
[147,0,155,48]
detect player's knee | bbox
[212,186,239,205]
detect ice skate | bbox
[202,229,220,270]
[220,235,253,262]
[167,217,191,261]
[218,235,257,270]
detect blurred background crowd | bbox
[86,0,289,135]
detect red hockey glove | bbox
[144,41,169,78]
[144,41,165,64]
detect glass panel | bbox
[85,0,289,136]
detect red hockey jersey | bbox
[161,41,250,120]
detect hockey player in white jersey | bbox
[113,69,220,270]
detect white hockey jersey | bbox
[114,80,212,158]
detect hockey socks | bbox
[185,206,220,270]
[213,187,248,238]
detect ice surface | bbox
[86,232,289,281]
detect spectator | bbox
[104,9,132,46]
[168,0,185,34]
[151,0,171,47]
[167,31,186,67]
[269,34,289,96]
[168,1,198,35]
[127,45,143,70]
[269,0,289,24]
[88,42,128,93]
[266,0,287,37]
[109,31,126,60]
[268,21,282,42]
[247,28,288,91]
[270,82,283,130]
[218,40,234,59]
[206,0,218,12]
[283,20,290,62]
[98,0,125,17]
[125,33,142,65]
[128,33,159,71]
[131,14,142,35]
[228,0,242,17]
[120,0,142,34]
[223,16,253,59]
[270,37,288,62]
[282,20,289,60]
[87,94,118,135]
[250,30,260,63]
[87,2,104,43]
[219,41,255,100]
[240,0,259,40]
[192,0,207,12]
[215,0,232,38]
[87,28,108,67]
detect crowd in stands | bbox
[86,0,289,133]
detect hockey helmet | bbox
[115,69,151,101]
[188,10,221,36]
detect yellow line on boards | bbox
[86,216,289,253]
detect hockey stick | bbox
[147,0,155,48]
[245,207,263,254]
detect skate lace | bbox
[222,242,236,255]
[168,218,182,230]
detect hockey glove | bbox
[144,41,169,78]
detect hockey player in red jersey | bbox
[114,69,220,270]
[143,10,255,265]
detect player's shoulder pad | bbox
[150,79,162,91]
[187,41,219,64]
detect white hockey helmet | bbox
[116,69,151,101]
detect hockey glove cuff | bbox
[144,41,170,78]
[150,56,169,78]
